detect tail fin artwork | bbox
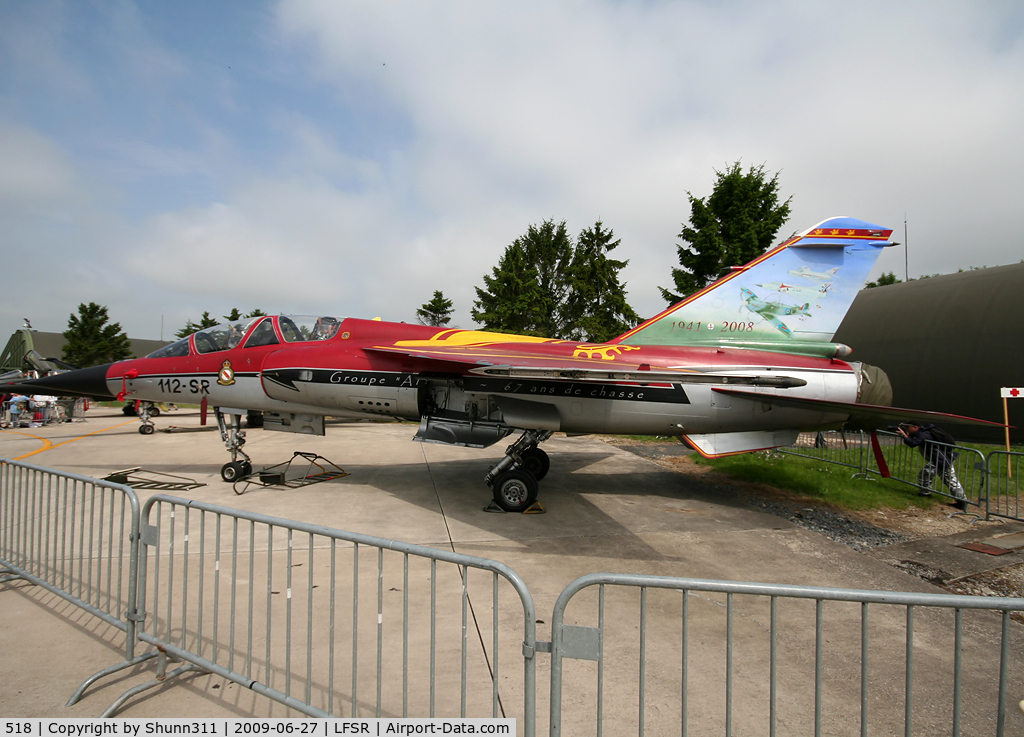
[614,217,896,358]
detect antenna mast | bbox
[903,214,909,282]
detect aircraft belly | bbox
[483,392,706,435]
[203,377,270,409]
[477,378,696,435]
[261,368,420,419]
[121,374,329,416]
[689,371,856,433]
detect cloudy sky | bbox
[2,1,1022,341]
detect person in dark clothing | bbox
[896,423,967,510]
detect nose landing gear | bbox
[216,408,253,482]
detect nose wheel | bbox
[221,460,253,482]
[136,401,159,435]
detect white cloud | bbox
[2,1,1022,338]
[0,124,81,211]
[269,0,1023,318]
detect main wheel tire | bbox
[122,404,136,416]
[149,406,161,417]
[221,461,247,482]
[519,447,550,481]
[139,423,155,435]
[491,469,539,513]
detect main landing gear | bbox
[215,408,252,482]
[484,430,552,513]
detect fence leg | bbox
[98,651,203,718]
[852,431,873,480]
[66,651,160,706]
[0,565,28,584]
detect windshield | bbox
[278,315,343,342]
[193,318,261,354]
[147,337,190,359]
[147,315,342,358]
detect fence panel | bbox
[985,451,1024,522]
[781,430,869,475]
[0,458,148,703]
[549,574,1024,736]
[127,495,538,729]
[867,430,988,510]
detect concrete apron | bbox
[1,408,1021,734]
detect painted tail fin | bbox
[615,217,896,358]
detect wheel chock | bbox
[483,500,546,514]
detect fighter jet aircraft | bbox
[3,217,1002,512]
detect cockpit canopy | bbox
[146,315,344,359]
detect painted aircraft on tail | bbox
[739,287,811,337]
[3,217,1002,512]
[789,265,840,281]
[756,280,831,299]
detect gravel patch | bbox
[751,499,908,551]
[600,437,1024,603]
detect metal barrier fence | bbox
[0,459,153,704]
[4,458,1024,734]
[783,431,1020,520]
[985,451,1024,523]
[867,430,988,509]
[783,429,871,476]
[548,573,1024,737]
[116,495,539,729]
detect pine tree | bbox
[416,291,455,327]
[174,311,219,339]
[472,220,573,337]
[660,161,792,304]
[473,219,639,340]
[864,272,901,289]
[562,221,641,342]
[61,303,133,368]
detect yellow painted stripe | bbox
[6,431,53,458]
[12,419,138,461]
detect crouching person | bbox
[896,422,967,511]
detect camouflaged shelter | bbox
[834,262,1024,443]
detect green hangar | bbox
[834,262,1023,444]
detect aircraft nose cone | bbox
[4,363,118,399]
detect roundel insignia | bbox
[218,360,236,386]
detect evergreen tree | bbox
[864,271,901,288]
[221,308,267,321]
[562,221,641,342]
[416,291,455,327]
[473,219,640,340]
[472,220,573,337]
[174,311,219,339]
[61,303,133,368]
[660,161,792,304]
